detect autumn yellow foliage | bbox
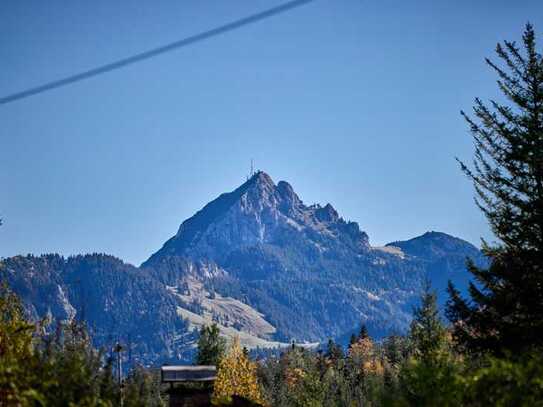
[284,367,306,389]
[349,336,384,376]
[212,337,265,406]
[349,337,374,359]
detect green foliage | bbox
[123,366,165,407]
[0,281,119,406]
[409,283,448,361]
[448,23,543,355]
[463,352,543,407]
[256,285,532,407]
[396,286,463,406]
[324,339,343,364]
[258,340,387,407]
[196,323,227,366]
[0,282,40,406]
[0,280,168,406]
[398,354,463,407]
[36,320,117,406]
[256,331,543,407]
[258,346,325,407]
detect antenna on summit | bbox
[246,159,255,181]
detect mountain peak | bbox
[144,172,371,266]
[248,170,274,186]
[244,171,276,201]
[386,231,482,261]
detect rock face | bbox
[145,171,369,266]
[3,171,486,364]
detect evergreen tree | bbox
[383,335,409,369]
[0,281,119,405]
[447,23,543,355]
[349,333,357,349]
[410,284,448,360]
[358,324,369,341]
[37,319,118,405]
[348,324,369,350]
[325,339,344,363]
[400,286,462,406]
[195,323,226,366]
[123,366,164,407]
[0,282,39,405]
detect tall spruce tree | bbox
[410,284,448,360]
[447,24,543,355]
[401,286,461,406]
[195,323,226,366]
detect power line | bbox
[0,0,316,106]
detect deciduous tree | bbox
[213,337,264,406]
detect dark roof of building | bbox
[161,365,217,382]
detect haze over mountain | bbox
[2,171,486,364]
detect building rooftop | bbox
[161,365,217,382]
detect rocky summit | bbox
[3,171,486,365]
[144,171,370,265]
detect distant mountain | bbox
[2,172,486,364]
[386,231,487,302]
[1,254,192,364]
[142,171,484,342]
[387,231,482,261]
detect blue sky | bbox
[1,0,542,265]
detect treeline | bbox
[194,287,543,406]
[0,282,165,406]
[2,278,542,406]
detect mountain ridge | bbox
[2,171,486,364]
